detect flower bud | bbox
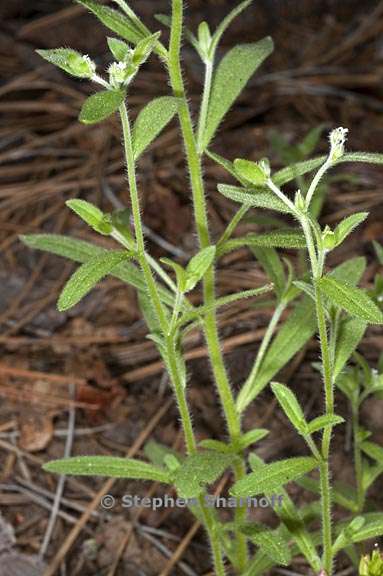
[322,225,337,250]
[294,190,306,212]
[329,127,348,162]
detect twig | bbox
[39,383,76,558]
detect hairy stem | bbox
[168,0,247,570]
[301,211,334,574]
[120,98,225,573]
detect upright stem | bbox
[120,99,225,575]
[301,212,334,575]
[168,1,247,570]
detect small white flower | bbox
[83,54,96,76]
[329,127,348,161]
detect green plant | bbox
[21,1,383,574]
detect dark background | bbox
[1,1,383,575]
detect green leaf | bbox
[79,89,125,124]
[237,429,269,450]
[144,440,182,468]
[332,513,383,552]
[198,439,232,453]
[217,184,292,214]
[247,454,321,571]
[107,37,131,61]
[329,256,366,285]
[233,159,268,186]
[333,317,367,380]
[240,523,291,566]
[210,0,253,57]
[271,382,306,433]
[185,246,216,292]
[180,285,273,325]
[297,125,326,157]
[252,247,285,301]
[221,230,306,255]
[201,38,273,150]
[66,199,113,235]
[338,151,383,166]
[334,212,368,246]
[43,455,171,482]
[231,457,317,496]
[206,150,240,181]
[36,48,95,78]
[319,276,383,324]
[58,250,129,311]
[306,414,344,435]
[297,476,359,513]
[361,441,383,465]
[20,234,175,306]
[237,296,316,412]
[76,0,144,44]
[273,156,327,187]
[132,96,178,159]
[174,451,234,498]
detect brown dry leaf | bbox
[17,380,54,452]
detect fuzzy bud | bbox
[329,127,348,162]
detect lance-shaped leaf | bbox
[66,199,113,235]
[240,523,291,566]
[333,212,368,246]
[217,184,292,214]
[273,156,327,186]
[271,382,306,433]
[332,513,383,553]
[201,38,273,150]
[220,229,306,255]
[76,0,144,44]
[329,256,366,285]
[79,89,125,124]
[237,296,316,412]
[58,250,129,311]
[185,246,216,292]
[44,456,171,482]
[237,428,269,451]
[231,457,317,496]
[361,441,383,465]
[306,414,344,435]
[248,454,321,571]
[180,285,273,325]
[132,96,178,159]
[174,451,234,498]
[333,317,367,380]
[36,48,95,78]
[319,276,383,324]
[20,234,174,306]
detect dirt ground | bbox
[1,0,383,574]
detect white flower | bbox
[329,127,348,161]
